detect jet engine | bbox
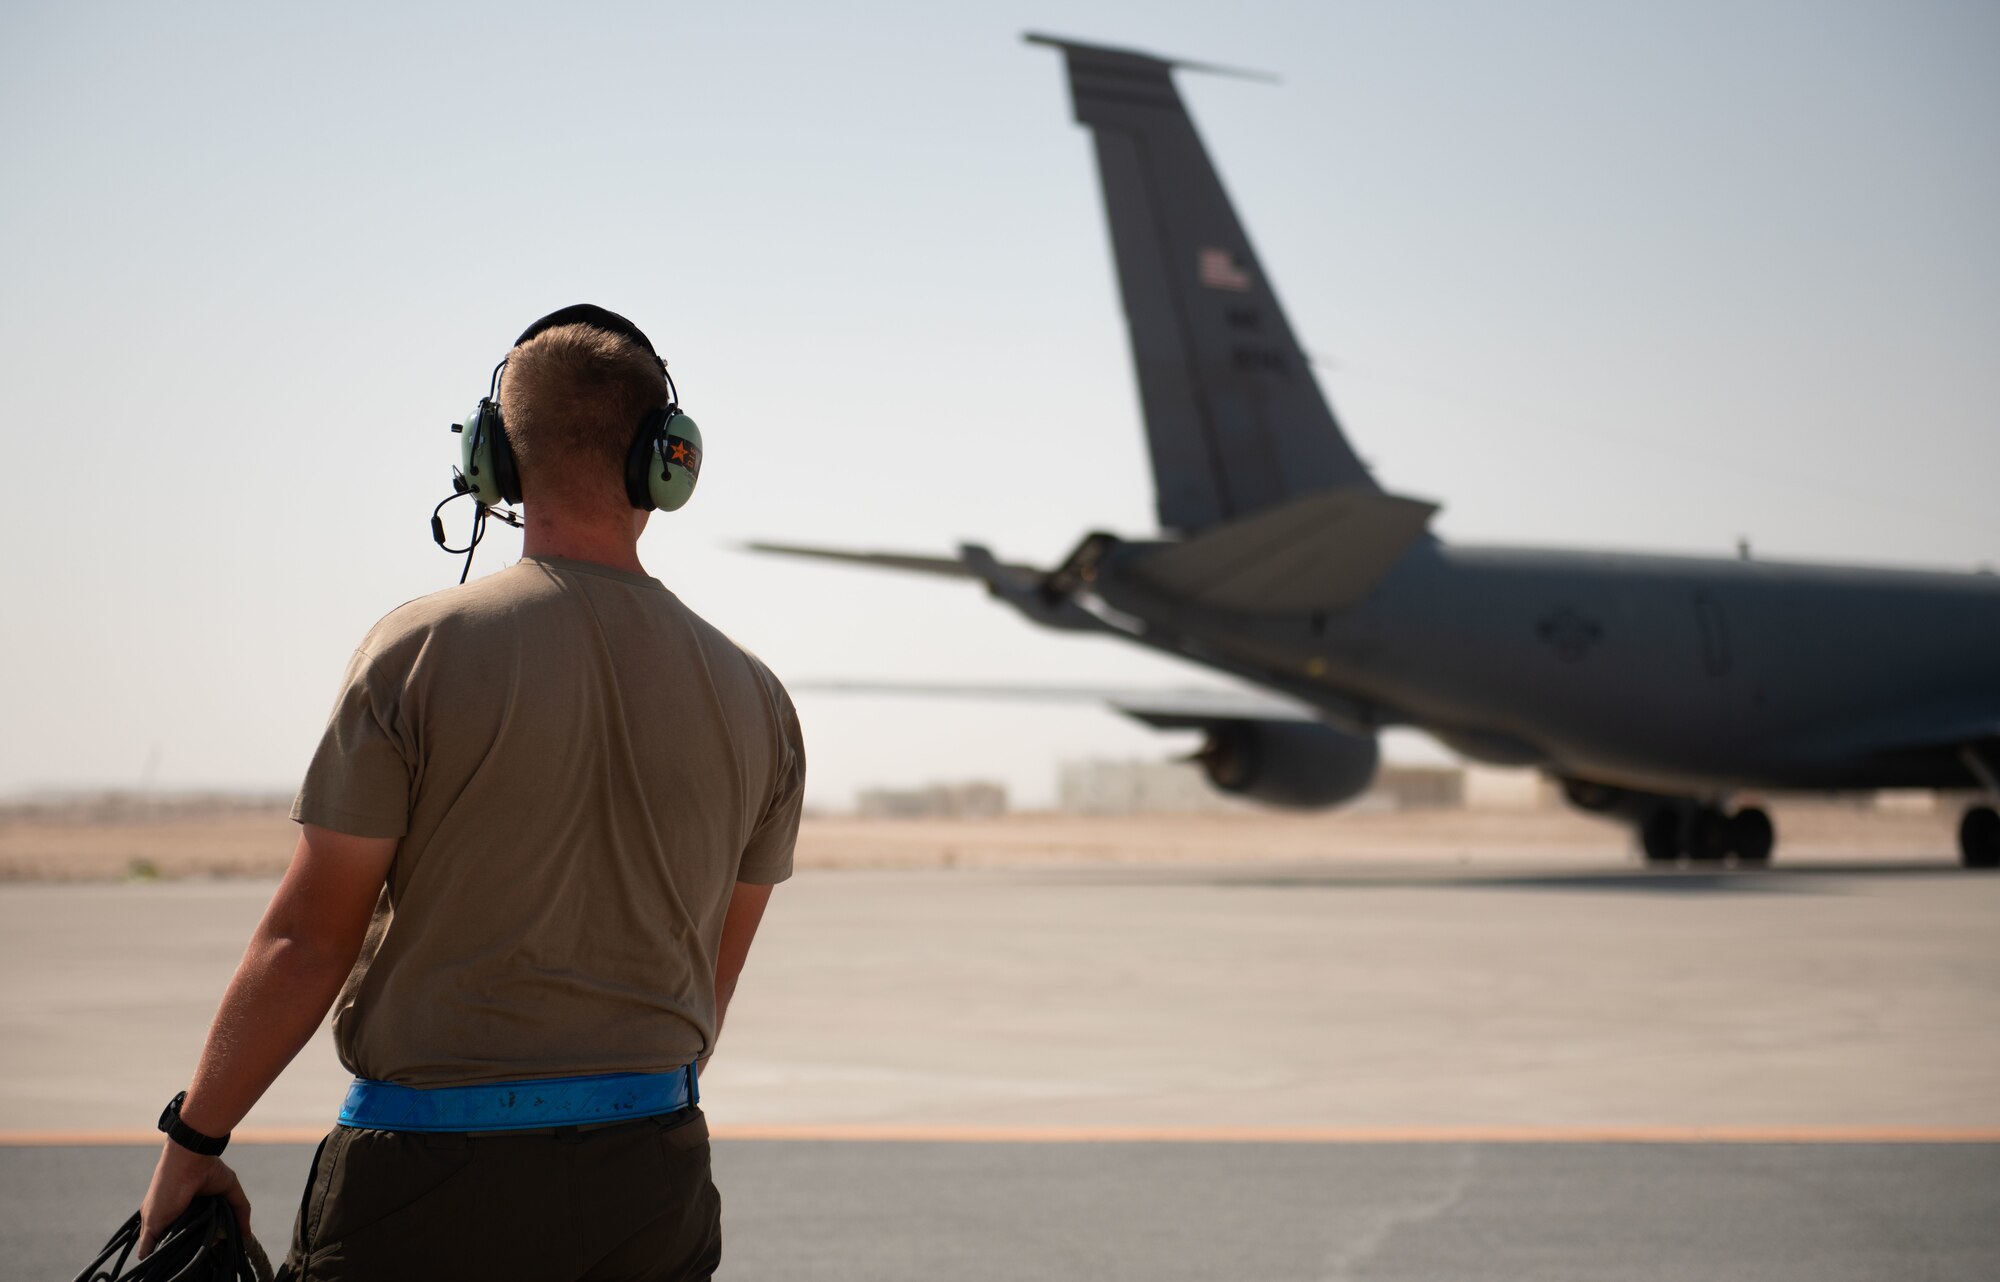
[1195,719,1379,809]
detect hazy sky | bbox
[3,1,1995,808]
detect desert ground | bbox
[0,795,1966,881]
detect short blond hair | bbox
[499,323,669,507]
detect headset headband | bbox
[512,303,663,365]
[438,302,693,584]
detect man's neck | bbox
[520,505,650,578]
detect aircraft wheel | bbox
[1686,808,1733,862]
[1961,806,2000,870]
[1730,807,1774,864]
[1640,807,1683,864]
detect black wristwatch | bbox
[158,1091,229,1157]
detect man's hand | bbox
[137,1141,251,1258]
[135,824,395,1255]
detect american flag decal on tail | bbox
[1198,246,1251,292]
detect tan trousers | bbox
[278,1108,721,1281]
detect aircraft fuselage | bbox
[1096,541,2000,797]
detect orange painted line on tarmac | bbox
[5,1125,1997,1146]
[706,1124,2000,1144]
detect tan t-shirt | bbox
[291,555,804,1087]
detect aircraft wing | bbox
[792,679,1323,730]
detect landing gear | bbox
[1730,807,1774,864]
[1640,807,1683,864]
[1560,780,1779,867]
[1962,806,2000,870]
[1686,808,1734,863]
[1637,801,1775,867]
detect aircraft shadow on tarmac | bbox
[1052,861,1972,896]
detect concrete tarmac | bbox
[6,857,1996,1133]
[5,1140,1997,1281]
[4,850,1997,1275]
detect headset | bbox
[70,1195,272,1281]
[433,304,703,581]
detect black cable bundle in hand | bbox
[72,1195,273,1282]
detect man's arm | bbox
[137,824,397,1255]
[703,880,774,1072]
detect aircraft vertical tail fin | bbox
[1027,33,1379,535]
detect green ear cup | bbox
[458,403,505,507]
[651,413,702,512]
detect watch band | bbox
[158,1090,229,1157]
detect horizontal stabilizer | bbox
[793,679,1321,726]
[745,541,1037,583]
[1123,487,1437,613]
[1022,32,1278,83]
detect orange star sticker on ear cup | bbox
[670,441,690,463]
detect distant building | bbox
[1371,765,1464,811]
[0,789,293,825]
[1057,758,1514,815]
[1057,759,1244,816]
[1461,766,1559,811]
[855,780,1008,819]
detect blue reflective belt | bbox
[338,1066,699,1133]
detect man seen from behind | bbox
[135,305,805,1281]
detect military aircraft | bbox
[755,33,2000,868]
